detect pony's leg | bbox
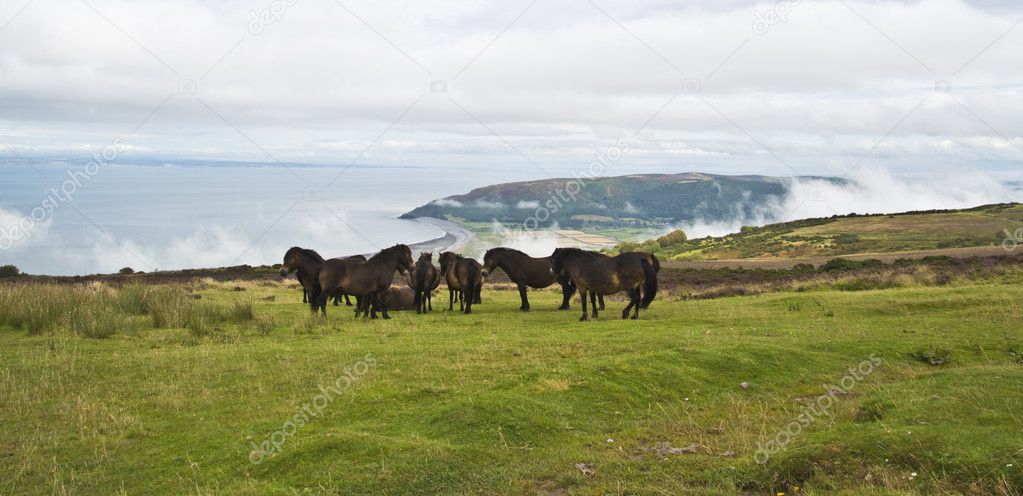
[379,291,391,320]
[314,292,329,316]
[622,289,635,320]
[518,284,529,311]
[598,294,605,310]
[345,294,353,306]
[458,289,464,311]
[415,289,422,314]
[630,287,641,320]
[333,294,339,306]
[448,289,454,311]
[579,288,588,321]
[303,289,308,304]
[474,286,482,304]
[427,291,432,312]
[590,291,598,318]
[558,280,575,310]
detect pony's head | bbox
[280,246,305,276]
[438,251,458,274]
[481,248,501,277]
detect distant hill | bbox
[400,172,844,228]
[616,203,1023,261]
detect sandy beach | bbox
[404,217,476,254]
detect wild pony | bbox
[279,248,360,306]
[623,251,660,309]
[410,252,440,313]
[551,248,658,321]
[480,247,583,311]
[438,251,482,314]
[314,244,414,319]
[331,255,366,306]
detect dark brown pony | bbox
[280,247,325,303]
[279,248,361,306]
[623,251,660,309]
[382,286,417,311]
[331,254,366,306]
[439,251,482,314]
[314,244,414,319]
[551,248,658,321]
[480,247,584,311]
[410,252,440,313]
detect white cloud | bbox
[474,199,504,209]
[0,0,1019,175]
[0,207,54,252]
[432,198,464,207]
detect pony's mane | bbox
[370,244,409,261]
[286,246,324,263]
[302,248,325,263]
[488,247,525,257]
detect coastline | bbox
[404,217,476,254]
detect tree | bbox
[118,267,135,275]
[0,265,20,278]
[656,229,688,246]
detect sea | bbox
[0,162,544,275]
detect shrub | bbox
[791,263,815,273]
[0,265,20,278]
[656,229,688,246]
[820,258,858,272]
[119,267,135,275]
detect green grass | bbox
[1,281,1022,494]
[618,203,1023,261]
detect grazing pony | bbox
[410,252,440,313]
[551,248,658,321]
[439,251,482,314]
[480,247,582,311]
[314,244,414,319]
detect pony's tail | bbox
[464,263,481,312]
[414,267,429,308]
[640,255,658,309]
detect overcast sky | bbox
[1,0,1021,179]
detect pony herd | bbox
[280,245,660,321]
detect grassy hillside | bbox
[2,279,1023,494]
[619,203,1023,261]
[401,173,843,229]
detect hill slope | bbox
[620,203,1023,261]
[400,172,843,228]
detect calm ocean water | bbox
[0,163,542,275]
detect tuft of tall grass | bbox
[0,282,259,338]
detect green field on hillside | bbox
[2,279,1022,495]
[616,203,1023,261]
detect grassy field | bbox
[618,203,1023,261]
[2,279,1023,495]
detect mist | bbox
[679,167,1023,239]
